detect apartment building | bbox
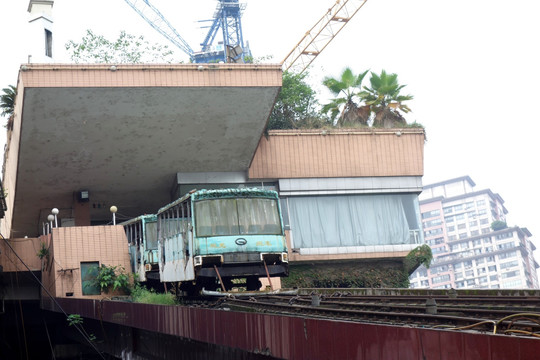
[410,176,539,289]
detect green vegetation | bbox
[1,85,16,129]
[65,30,176,64]
[322,68,414,128]
[66,314,83,326]
[404,244,433,274]
[361,69,413,128]
[130,283,177,305]
[266,67,420,132]
[36,242,49,259]
[268,71,329,130]
[282,245,433,289]
[282,263,411,289]
[491,220,508,231]
[93,264,131,294]
[322,67,370,127]
[0,85,16,118]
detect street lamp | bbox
[110,206,118,225]
[51,208,59,228]
[47,214,54,233]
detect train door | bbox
[158,199,196,282]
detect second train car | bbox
[123,188,289,293]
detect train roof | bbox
[157,188,279,215]
[119,213,158,226]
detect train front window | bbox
[145,222,158,250]
[194,197,282,237]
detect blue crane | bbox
[124,0,251,63]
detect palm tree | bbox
[322,68,369,127]
[361,70,413,128]
[1,85,17,118]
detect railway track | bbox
[205,289,540,338]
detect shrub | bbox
[491,220,508,231]
[131,283,177,305]
[94,265,131,293]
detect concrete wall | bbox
[0,236,42,272]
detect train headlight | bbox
[281,252,289,263]
[194,256,203,266]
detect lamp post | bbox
[110,206,118,225]
[51,208,59,228]
[47,214,54,234]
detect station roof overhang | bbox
[8,63,282,237]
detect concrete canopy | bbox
[4,63,282,237]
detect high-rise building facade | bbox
[410,176,539,289]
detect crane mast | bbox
[199,0,251,63]
[124,0,250,63]
[282,0,368,74]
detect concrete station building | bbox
[0,0,426,301]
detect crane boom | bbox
[282,0,368,74]
[124,0,194,59]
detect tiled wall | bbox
[43,225,130,299]
[0,236,42,272]
[19,63,283,88]
[249,128,425,179]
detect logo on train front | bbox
[235,238,247,245]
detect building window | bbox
[424,219,442,228]
[496,232,514,240]
[422,209,440,219]
[45,29,53,57]
[458,223,467,230]
[425,228,443,237]
[481,228,490,234]
[502,279,522,288]
[471,230,479,236]
[81,261,100,295]
[459,233,468,239]
[447,225,455,232]
[469,220,478,227]
[500,260,518,269]
[489,275,498,281]
[502,271,519,279]
[432,275,450,284]
[480,218,489,225]
[477,200,485,206]
[488,265,497,272]
[497,242,515,250]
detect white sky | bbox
[1,0,540,249]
